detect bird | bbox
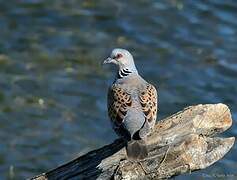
[103,48,158,160]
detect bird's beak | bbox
[102,57,113,65]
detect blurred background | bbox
[0,0,236,179]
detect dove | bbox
[103,48,157,160]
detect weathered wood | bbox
[31,103,235,180]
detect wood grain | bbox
[31,103,235,180]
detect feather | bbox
[107,85,132,125]
[139,84,157,124]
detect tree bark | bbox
[31,103,235,180]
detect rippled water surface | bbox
[0,0,236,179]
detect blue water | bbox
[0,0,236,179]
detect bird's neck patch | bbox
[117,68,132,79]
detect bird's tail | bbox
[126,140,148,160]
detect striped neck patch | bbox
[118,68,132,79]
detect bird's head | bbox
[103,48,137,72]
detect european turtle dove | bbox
[103,48,158,160]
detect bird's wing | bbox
[139,84,157,124]
[107,85,132,125]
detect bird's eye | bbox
[116,53,123,59]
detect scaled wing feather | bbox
[108,85,132,125]
[139,84,157,123]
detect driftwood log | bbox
[31,103,235,180]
